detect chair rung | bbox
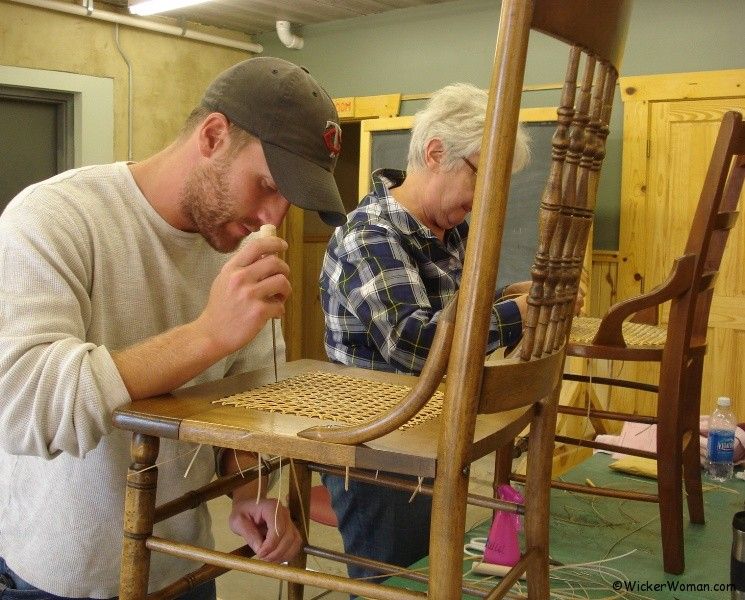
[557,404,658,424]
[555,435,657,459]
[305,545,491,598]
[146,536,426,600]
[511,474,659,503]
[309,463,524,514]
[154,457,279,524]
[562,372,659,393]
[147,546,253,600]
[699,270,718,292]
[484,549,536,599]
[715,209,739,230]
[551,479,659,502]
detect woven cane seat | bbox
[570,316,667,347]
[212,371,444,431]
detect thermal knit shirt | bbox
[0,163,282,598]
[320,168,522,375]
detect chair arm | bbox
[592,254,696,347]
[297,294,459,445]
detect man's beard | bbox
[180,158,240,253]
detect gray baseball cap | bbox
[201,57,346,226]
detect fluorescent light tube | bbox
[129,0,210,16]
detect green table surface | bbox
[386,454,744,599]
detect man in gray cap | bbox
[0,57,345,600]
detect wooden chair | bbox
[553,110,745,575]
[113,1,630,598]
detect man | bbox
[0,57,345,599]
[319,83,532,581]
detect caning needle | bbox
[258,223,279,383]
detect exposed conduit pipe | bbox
[113,23,133,161]
[276,20,303,49]
[9,0,264,54]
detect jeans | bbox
[0,558,216,600]
[322,472,432,583]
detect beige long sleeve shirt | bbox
[0,163,282,597]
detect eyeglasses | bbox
[462,157,478,174]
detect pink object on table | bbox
[595,421,658,458]
[595,418,745,466]
[484,484,524,567]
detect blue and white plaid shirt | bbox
[320,169,523,375]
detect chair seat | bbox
[113,359,535,479]
[213,369,446,431]
[567,316,667,360]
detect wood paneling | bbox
[616,70,745,419]
[302,240,330,361]
[589,251,618,317]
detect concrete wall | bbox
[0,0,253,161]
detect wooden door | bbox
[616,70,745,419]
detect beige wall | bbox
[0,1,254,160]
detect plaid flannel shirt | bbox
[320,169,522,375]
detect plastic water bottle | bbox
[707,396,736,482]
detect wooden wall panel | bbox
[615,70,745,421]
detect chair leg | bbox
[120,433,160,600]
[682,355,705,525]
[656,380,685,575]
[683,433,705,525]
[287,460,312,600]
[428,458,470,599]
[524,392,559,600]
[495,442,514,490]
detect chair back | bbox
[428,4,631,590]
[674,111,745,350]
[298,0,632,446]
[445,0,630,423]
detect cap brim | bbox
[261,140,347,227]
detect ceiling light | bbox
[129,0,211,16]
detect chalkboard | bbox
[370,120,554,287]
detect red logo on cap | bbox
[323,121,342,158]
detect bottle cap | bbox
[717,396,732,407]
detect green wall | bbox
[257,0,745,249]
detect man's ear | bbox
[423,138,446,171]
[197,112,231,158]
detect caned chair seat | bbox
[570,316,665,347]
[116,359,537,480]
[213,369,446,432]
[568,316,667,360]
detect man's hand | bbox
[229,494,303,562]
[197,235,290,355]
[111,235,291,400]
[222,450,303,563]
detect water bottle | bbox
[707,396,736,482]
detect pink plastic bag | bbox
[484,484,524,566]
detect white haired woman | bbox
[318,83,535,584]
